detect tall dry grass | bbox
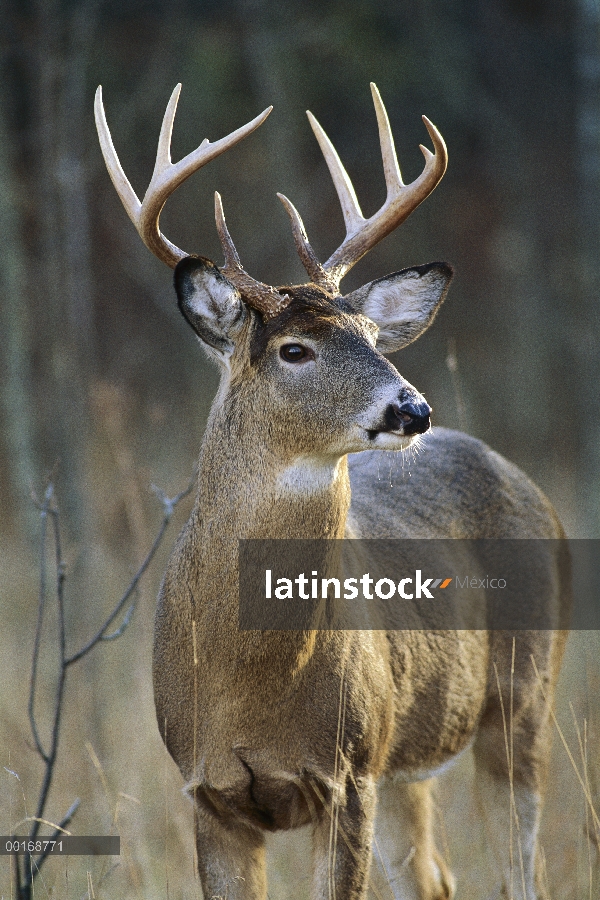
[1,393,598,898]
[2,542,598,900]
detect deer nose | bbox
[386,399,431,435]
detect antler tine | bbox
[306,111,364,237]
[95,84,273,269]
[94,86,142,228]
[370,82,403,199]
[214,191,243,272]
[283,84,447,289]
[420,115,448,174]
[276,193,338,293]
[214,192,291,322]
[153,83,182,173]
[323,85,447,284]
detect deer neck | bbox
[179,407,349,668]
[193,407,351,543]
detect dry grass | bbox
[1,524,598,900]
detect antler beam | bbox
[96,83,446,318]
[94,84,272,269]
[278,83,447,290]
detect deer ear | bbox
[174,256,247,360]
[344,262,453,353]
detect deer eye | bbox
[280,343,311,363]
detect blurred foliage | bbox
[1,2,600,897]
[0,0,597,545]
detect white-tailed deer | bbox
[95,83,569,900]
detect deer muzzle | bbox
[383,399,431,436]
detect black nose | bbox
[385,399,431,435]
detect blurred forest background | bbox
[1,0,600,898]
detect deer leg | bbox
[371,778,454,900]
[310,774,378,900]
[473,708,550,900]
[194,804,267,900]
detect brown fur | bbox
[153,279,569,900]
[96,81,566,898]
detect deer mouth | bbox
[364,429,421,451]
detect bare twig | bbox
[16,471,195,900]
[65,476,195,666]
[28,483,54,762]
[32,798,81,873]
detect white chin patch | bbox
[369,431,416,451]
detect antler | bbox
[278,83,447,291]
[214,192,290,320]
[95,84,289,319]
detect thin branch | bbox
[32,798,80,872]
[23,488,72,883]
[101,600,136,641]
[28,484,54,763]
[64,475,195,666]
[29,497,69,848]
[17,472,195,899]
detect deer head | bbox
[95,83,452,457]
